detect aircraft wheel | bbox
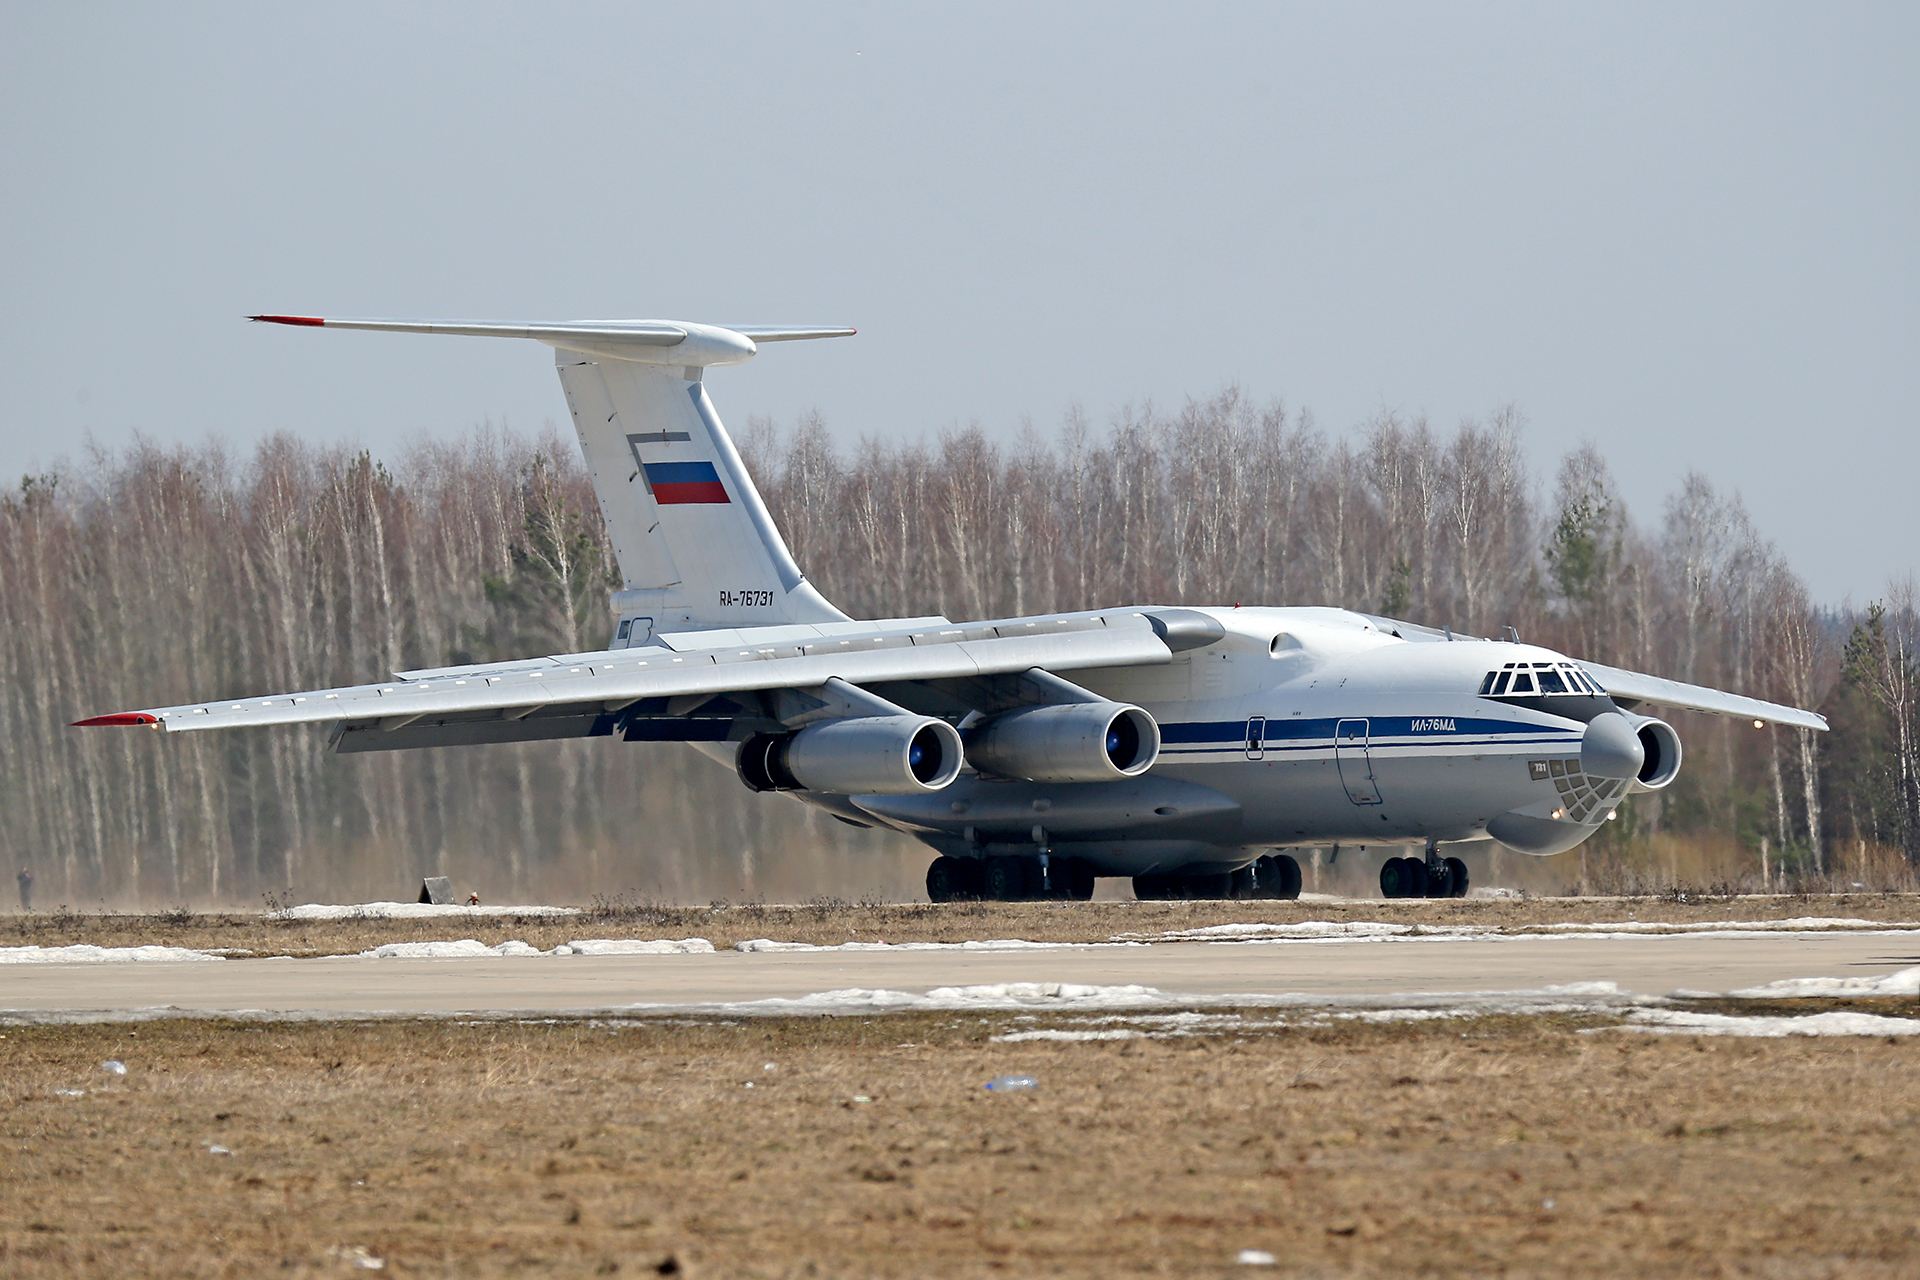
[1131,874,1168,901]
[1229,866,1258,900]
[1425,859,1455,899]
[1380,858,1408,898]
[1274,854,1303,900]
[1445,856,1469,898]
[926,856,963,904]
[984,857,1032,902]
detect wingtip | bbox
[249,314,326,327]
[72,712,159,728]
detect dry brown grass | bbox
[3,1008,1918,1277]
[4,893,1920,959]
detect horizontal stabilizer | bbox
[248,315,854,367]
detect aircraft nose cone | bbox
[1581,711,1645,780]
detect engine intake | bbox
[965,702,1161,783]
[1629,717,1682,791]
[738,716,963,796]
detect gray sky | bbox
[3,2,1913,605]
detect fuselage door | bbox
[1334,717,1383,805]
[1245,715,1266,761]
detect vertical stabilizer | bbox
[555,350,847,636]
[246,314,853,638]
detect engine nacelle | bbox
[737,716,964,796]
[1627,716,1682,792]
[965,702,1160,783]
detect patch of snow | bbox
[1544,917,1896,934]
[1238,1249,1278,1266]
[1729,966,1920,998]
[270,901,578,921]
[732,937,1136,953]
[359,937,713,959]
[925,982,1168,1007]
[0,944,224,964]
[1144,921,1417,942]
[991,1028,1146,1042]
[1626,1008,1920,1037]
[557,938,715,956]
[358,940,515,959]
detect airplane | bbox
[76,316,1829,902]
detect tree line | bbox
[1,392,1915,906]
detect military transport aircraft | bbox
[77,317,1828,902]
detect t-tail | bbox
[249,315,855,641]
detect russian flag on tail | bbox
[643,460,730,505]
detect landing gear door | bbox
[1334,718,1383,805]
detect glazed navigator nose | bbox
[1580,711,1646,780]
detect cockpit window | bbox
[1478,661,1601,700]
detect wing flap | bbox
[1583,663,1828,731]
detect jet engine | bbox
[737,716,964,795]
[965,702,1160,783]
[1626,716,1682,792]
[1580,710,1681,791]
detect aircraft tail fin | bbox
[250,316,854,639]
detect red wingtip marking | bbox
[72,712,159,728]
[248,314,326,326]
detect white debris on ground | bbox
[992,1028,1148,1043]
[356,938,714,959]
[269,901,580,921]
[1728,965,1920,998]
[1139,921,1416,943]
[0,944,225,964]
[357,940,545,959]
[638,979,1646,1020]
[733,937,1140,953]
[553,939,715,956]
[1624,1008,1920,1037]
[1140,918,1920,946]
[985,982,1639,1042]
[1543,917,1887,933]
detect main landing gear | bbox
[1380,846,1469,899]
[1133,853,1302,901]
[926,854,1095,903]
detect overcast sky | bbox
[3,2,1913,605]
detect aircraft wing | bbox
[1580,663,1828,732]
[74,611,1176,737]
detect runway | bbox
[7,931,1918,1019]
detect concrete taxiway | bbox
[6,932,1918,1019]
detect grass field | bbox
[4,1001,1918,1278]
[5,892,1920,958]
